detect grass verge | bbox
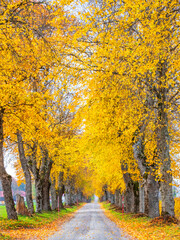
[0,204,83,240]
[101,202,180,240]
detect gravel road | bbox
[48,202,130,240]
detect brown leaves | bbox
[150,216,179,225]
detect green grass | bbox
[0,205,78,230]
[102,202,150,223]
[0,206,7,218]
[0,205,79,239]
[0,234,11,240]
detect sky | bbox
[4,151,17,179]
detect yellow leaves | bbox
[103,201,180,240]
[0,0,179,199]
[0,0,82,193]
[14,158,26,186]
[62,0,180,197]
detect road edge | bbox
[99,202,136,240]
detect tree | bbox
[17,130,34,214]
[70,0,180,217]
[0,0,74,218]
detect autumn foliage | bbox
[0,0,179,229]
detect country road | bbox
[48,202,130,240]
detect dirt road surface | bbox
[48,202,130,240]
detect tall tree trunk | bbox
[65,185,72,206]
[58,185,64,209]
[101,185,108,201]
[133,135,160,217]
[35,177,42,213]
[42,160,52,211]
[139,181,144,213]
[42,179,51,211]
[1,175,18,219]
[110,193,115,204]
[143,173,160,218]
[123,172,138,213]
[57,171,64,209]
[17,130,34,214]
[115,190,119,206]
[30,145,43,213]
[50,179,58,210]
[155,61,174,216]
[64,177,73,206]
[39,148,52,211]
[29,145,53,213]
[133,181,139,213]
[157,98,174,216]
[0,108,18,219]
[118,192,122,208]
[76,190,83,203]
[107,191,111,202]
[122,161,139,214]
[104,189,108,201]
[147,174,159,218]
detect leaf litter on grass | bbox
[0,204,84,240]
[101,202,180,240]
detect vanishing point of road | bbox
[48,202,130,240]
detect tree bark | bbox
[133,181,139,213]
[50,179,58,210]
[115,190,122,208]
[104,189,108,201]
[41,160,52,211]
[58,171,64,209]
[110,193,115,204]
[122,160,139,214]
[58,186,64,208]
[115,189,119,206]
[42,179,51,211]
[155,61,174,216]
[35,177,42,213]
[76,190,83,203]
[1,174,18,219]
[148,174,159,218]
[118,192,122,208]
[143,173,160,218]
[30,145,43,213]
[65,184,72,206]
[133,135,160,217]
[123,172,139,213]
[107,191,111,202]
[39,148,52,211]
[29,145,53,213]
[157,100,174,216]
[0,108,18,220]
[17,130,34,214]
[139,181,144,213]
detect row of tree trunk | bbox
[101,91,175,219]
[17,132,87,214]
[101,114,175,219]
[0,117,86,219]
[101,165,174,218]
